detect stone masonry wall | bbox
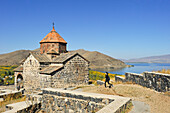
[40,43,59,54]
[42,94,105,113]
[115,76,125,83]
[40,74,52,88]
[41,90,109,113]
[50,55,89,89]
[40,42,67,54]
[124,72,170,92]
[23,54,41,90]
[41,88,131,113]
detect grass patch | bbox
[154,69,170,74]
[124,101,133,113]
[0,93,26,112]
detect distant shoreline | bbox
[125,62,170,64]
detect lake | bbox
[96,63,170,75]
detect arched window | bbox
[17,74,23,82]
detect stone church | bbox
[14,25,89,90]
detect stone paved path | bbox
[3,101,31,113]
[130,101,150,113]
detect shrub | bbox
[0,66,17,85]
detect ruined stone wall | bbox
[124,72,170,92]
[23,54,41,90]
[51,55,89,88]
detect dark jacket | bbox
[105,74,110,82]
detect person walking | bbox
[105,72,111,88]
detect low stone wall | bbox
[97,98,131,113]
[41,88,131,113]
[124,72,170,92]
[115,76,125,83]
[97,80,105,85]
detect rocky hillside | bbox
[0,49,126,69]
[70,49,126,69]
[0,50,31,66]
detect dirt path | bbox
[81,84,170,113]
[130,101,150,113]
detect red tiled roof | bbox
[40,27,67,44]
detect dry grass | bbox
[125,102,133,113]
[82,84,170,113]
[154,69,170,74]
[0,94,26,112]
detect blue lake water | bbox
[97,63,170,75]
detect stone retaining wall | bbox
[42,94,105,112]
[41,88,131,113]
[115,76,125,83]
[97,80,105,85]
[124,72,170,92]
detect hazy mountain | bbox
[0,49,126,69]
[125,54,170,63]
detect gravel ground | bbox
[82,84,170,113]
[0,85,15,90]
[1,84,169,113]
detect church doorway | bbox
[17,74,24,88]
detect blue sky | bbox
[0,0,170,59]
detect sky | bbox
[0,0,170,59]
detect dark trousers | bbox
[105,80,111,87]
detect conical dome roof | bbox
[40,26,67,44]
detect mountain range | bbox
[124,54,170,63]
[0,49,126,69]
